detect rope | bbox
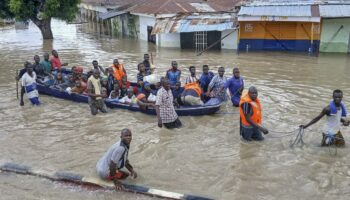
[266,128,300,139]
[290,127,305,148]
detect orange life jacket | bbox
[239,94,262,127]
[112,64,126,81]
[184,82,202,97]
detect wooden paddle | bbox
[150,52,154,65]
[16,69,19,99]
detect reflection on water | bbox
[0,19,350,200]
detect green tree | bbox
[7,0,80,39]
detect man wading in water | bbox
[96,128,137,190]
[87,69,107,115]
[156,78,182,129]
[301,89,349,147]
[239,86,268,141]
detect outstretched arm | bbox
[244,113,269,134]
[301,107,329,129]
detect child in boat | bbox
[71,79,87,94]
[119,89,136,105]
[108,89,120,102]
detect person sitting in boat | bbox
[107,89,120,102]
[32,55,45,78]
[96,128,137,190]
[100,75,108,90]
[119,89,136,105]
[166,61,181,89]
[92,60,106,75]
[185,66,199,85]
[21,64,40,106]
[136,93,155,110]
[172,81,184,106]
[50,50,68,71]
[71,79,87,94]
[40,53,52,76]
[53,72,65,85]
[111,59,128,97]
[180,82,204,106]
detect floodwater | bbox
[1,20,350,200]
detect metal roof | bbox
[151,13,237,34]
[98,10,128,20]
[131,0,241,14]
[319,5,350,17]
[243,0,350,6]
[239,5,313,17]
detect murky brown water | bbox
[1,19,350,200]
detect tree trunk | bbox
[30,17,53,40]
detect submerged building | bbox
[319,4,350,53]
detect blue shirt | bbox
[225,76,244,105]
[166,69,181,86]
[200,71,214,93]
[172,87,184,99]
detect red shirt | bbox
[50,56,62,70]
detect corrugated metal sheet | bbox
[98,10,128,20]
[131,0,241,14]
[189,3,216,12]
[239,5,313,17]
[320,5,350,17]
[244,0,350,6]
[152,14,236,34]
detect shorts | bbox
[321,131,345,147]
[241,126,264,141]
[107,170,129,180]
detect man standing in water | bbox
[300,90,349,147]
[225,67,244,107]
[156,78,182,129]
[239,86,268,141]
[21,64,40,106]
[96,128,137,190]
[16,62,30,106]
[87,69,107,115]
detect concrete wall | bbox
[138,15,156,41]
[320,18,350,53]
[157,33,181,48]
[221,29,238,49]
[110,14,138,38]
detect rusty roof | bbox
[152,13,237,34]
[131,0,243,14]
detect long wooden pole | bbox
[150,52,154,65]
[16,69,19,100]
